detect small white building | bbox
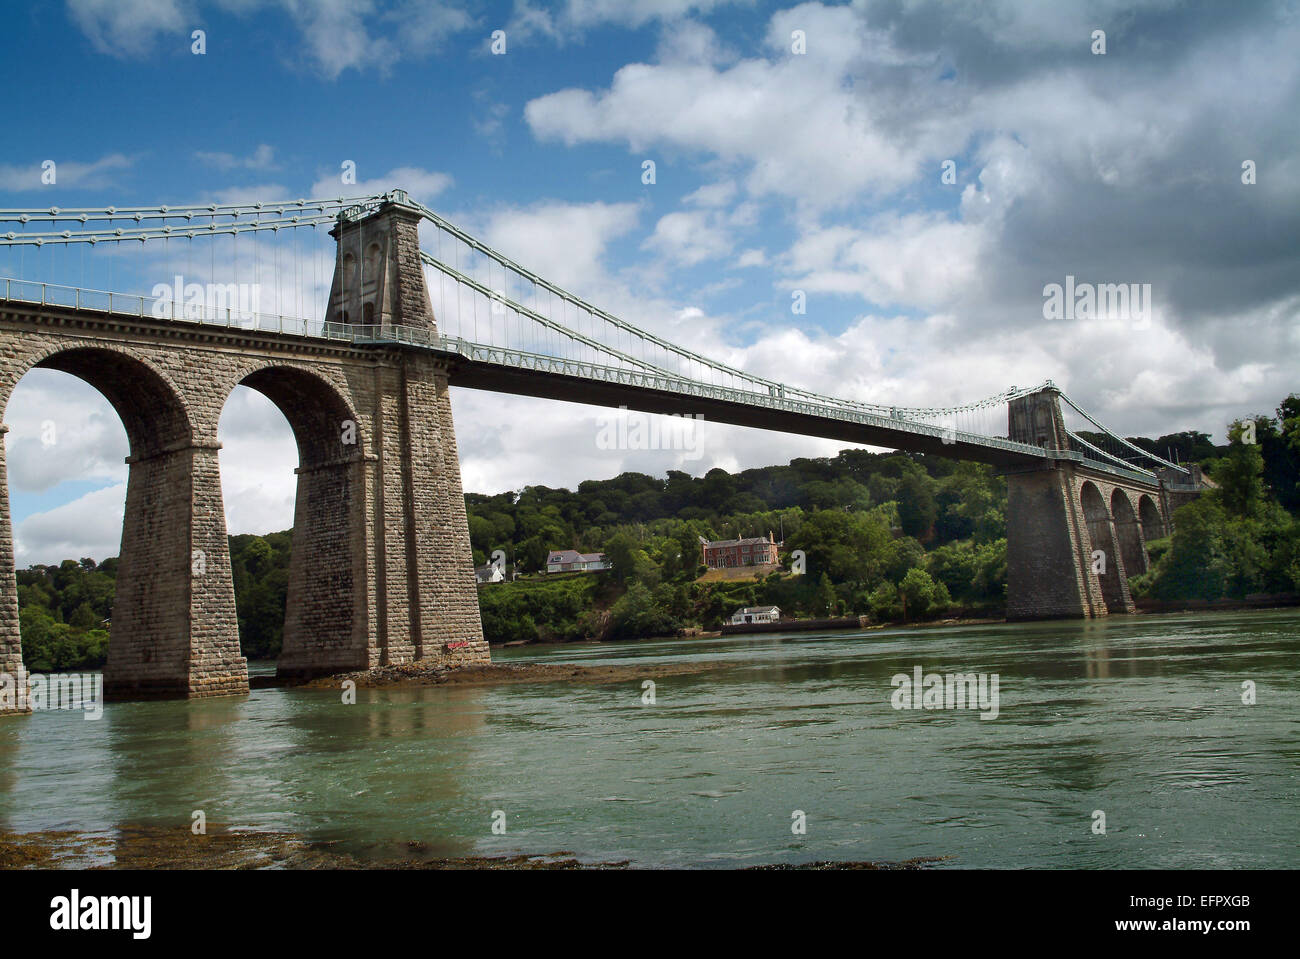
[730,605,781,625]
[475,563,506,584]
[546,549,611,574]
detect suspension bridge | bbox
[0,190,1207,709]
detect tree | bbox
[898,568,950,621]
[1215,421,1266,519]
[897,472,937,538]
[604,531,644,584]
[815,572,837,616]
[607,581,680,641]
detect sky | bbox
[0,0,1297,565]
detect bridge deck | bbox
[0,280,1163,487]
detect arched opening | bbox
[1080,482,1126,614]
[363,301,375,325]
[1110,490,1147,579]
[216,385,297,668]
[220,365,367,679]
[364,243,382,285]
[1,347,244,699]
[342,251,357,291]
[1138,495,1164,543]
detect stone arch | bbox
[0,343,245,702]
[237,364,364,468]
[1110,489,1147,579]
[225,363,369,678]
[342,251,358,291]
[364,241,382,283]
[1080,482,1126,613]
[2,343,193,451]
[1138,494,1164,542]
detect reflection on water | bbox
[1,609,1297,868]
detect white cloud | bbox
[310,166,453,204]
[67,0,478,77]
[509,0,753,43]
[66,0,191,57]
[684,180,738,207]
[0,153,133,191]
[477,200,642,291]
[195,144,279,171]
[217,385,298,535]
[13,484,126,567]
[523,5,952,207]
[3,372,127,493]
[643,210,734,267]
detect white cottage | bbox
[730,605,781,625]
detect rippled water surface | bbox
[2,609,1297,868]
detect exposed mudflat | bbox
[293,659,726,690]
[0,826,946,870]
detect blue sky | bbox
[1,0,1298,564]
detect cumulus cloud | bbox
[13,484,127,567]
[66,0,192,57]
[4,372,127,493]
[66,0,478,77]
[4,377,299,565]
[509,0,754,43]
[310,166,453,204]
[0,154,133,191]
[521,0,1300,447]
[216,385,298,535]
[195,144,279,171]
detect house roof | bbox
[736,605,779,614]
[547,549,606,563]
[705,536,775,549]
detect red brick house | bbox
[699,533,779,569]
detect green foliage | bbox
[926,538,1006,605]
[23,397,1289,663]
[477,574,603,643]
[898,568,951,621]
[1213,422,1267,519]
[229,531,291,659]
[897,472,937,538]
[1136,495,1289,601]
[785,508,892,587]
[606,581,681,641]
[16,559,115,671]
[1134,404,1300,603]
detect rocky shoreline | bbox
[251,659,729,691]
[0,826,947,870]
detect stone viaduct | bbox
[0,196,489,712]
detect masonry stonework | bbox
[1005,388,1170,621]
[0,196,488,714]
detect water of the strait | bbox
[1,608,1296,868]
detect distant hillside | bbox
[16,395,1299,665]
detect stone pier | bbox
[0,193,489,714]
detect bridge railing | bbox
[0,277,326,339]
[2,276,1174,482]
[425,333,1056,459]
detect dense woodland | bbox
[15,395,1300,669]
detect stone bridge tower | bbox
[277,191,489,679]
[1004,385,1170,620]
[0,193,488,715]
